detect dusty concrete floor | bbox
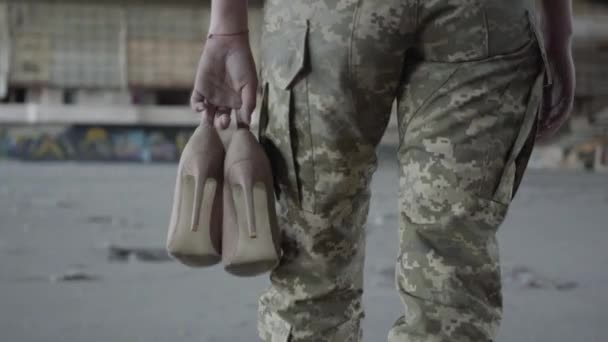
[1,146,607,342]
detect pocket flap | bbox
[261,20,309,90]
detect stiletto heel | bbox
[190,175,204,232]
[222,128,281,277]
[234,164,257,239]
[166,123,224,267]
[191,177,218,233]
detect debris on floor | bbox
[502,265,578,291]
[86,215,113,225]
[106,244,171,263]
[50,270,100,283]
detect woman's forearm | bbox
[540,0,573,45]
[209,0,249,35]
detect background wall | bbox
[0,0,606,170]
[0,124,194,162]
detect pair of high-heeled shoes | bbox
[166,123,281,277]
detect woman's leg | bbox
[257,0,416,340]
[390,2,546,341]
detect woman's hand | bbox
[538,0,575,140]
[538,36,575,140]
[191,34,258,129]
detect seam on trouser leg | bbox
[399,65,462,138]
[347,0,363,98]
[483,8,490,58]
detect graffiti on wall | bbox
[1,125,608,170]
[0,125,195,162]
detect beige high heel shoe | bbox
[166,123,224,267]
[222,127,281,276]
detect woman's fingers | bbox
[215,106,232,130]
[236,82,257,127]
[190,89,206,113]
[537,56,575,140]
[199,78,243,109]
[203,105,218,125]
[537,90,571,140]
[217,106,231,115]
[214,113,231,130]
[537,42,575,140]
[191,88,234,130]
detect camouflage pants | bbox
[257,0,549,341]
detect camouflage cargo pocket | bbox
[491,9,550,205]
[258,20,312,210]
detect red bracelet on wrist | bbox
[207,30,249,39]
